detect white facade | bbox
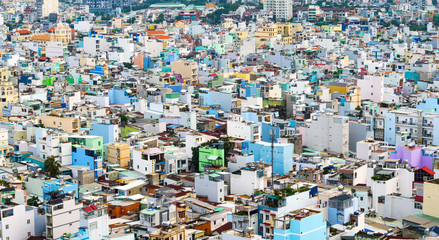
[304,114,349,156]
[80,207,109,240]
[263,0,293,20]
[38,133,72,166]
[230,166,271,196]
[194,174,225,202]
[42,0,59,17]
[227,115,261,141]
[46,196,83,240]
[0,128,8,148]
[357,75,384,103]
[0,205,45,240]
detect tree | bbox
[154,14,165,24]
[44,156,61,178]
[27,196,40,207]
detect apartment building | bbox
[170,61,198,85]
[42,115,79,133]
[263,0,293,20]
[194,174,226,203]
[227,114,261,142]
[107,143,130,168]
[45,194,83,240]
[0,204,45,240]
[384,109,439,146]
[80,204,109,239]
[304,114,349,157]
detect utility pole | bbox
[270,128,275,190]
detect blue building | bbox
[242,141,293,175]
[89,123,119,144]
[261,122,281,143]
[72,145,103,179]
[418,98,439,113]
[273,209,326,240]
[108,87,138,105]
[328,194,357,225]
[60,227,89,240]
[26,178,79,201]
[199,91,232,112]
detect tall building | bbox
[42,0,59,17]
[263,0,293,21]
[304,114,349,156]
[45,193,83,240]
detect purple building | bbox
[389,145,438,170]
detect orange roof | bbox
[16,30,30,35]
[48,27,55,33]
[153,35,172,40]
[31,35,51,41]
[141,30,166,35]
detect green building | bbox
[198,143,225,173]
[68,135,104,155]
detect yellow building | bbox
[50,23,73,43]
[170,61,198,85]
[255,23,278,47]
[328,82,349,94]
[107,143,130,168]
[41,114,79,133]
[235,31,250,42]
[150,225,185,240]
[0,68,18,114]
[423,179,439,218]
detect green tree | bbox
[153,14,165,24]
[27,196,40,207]
[44,156,61,178]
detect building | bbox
[89,123,120,144]
[198,143,225,173]
[45,193,83,240]
[194,174,226,203]
[107,200,141,219]
[384,109,439,146]
[243,141,293,176]
[304,114,349,156]
[42,0,59,17]
[273,209,326,240]
[72,145,103,179]
[80,204,109,239]
[263,0,293,20]
[423,178,439,218]
[170,61,198,85]
[42,115,79,133]
[25,177,79,201]
[132,147,166,182]
[327,194,357,225]
[149,224,186,240]
[0,204,45,240]
[107,143,130,168]
[230,162,272,196]
[227,115,261,142]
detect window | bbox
[265,227,270,233]
[338,214,343,221]
[415,202,422,210]
[265,214,269,220]
[5,224,9,229]
[27,219,30,224]
[259,226,263,232]
[28,232,31,236]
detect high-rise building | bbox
[263,0,293,21]
[42,0,59,17]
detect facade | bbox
[194,174,225,202]
[273,209,326,240]
[89,123,120,144]
[0,204,45,240]
[45,194,83,240]
[327,194,357,225]
[107,143,130,168]
[72,145,103,179]
[263,0,293,20]
[80,204,109,239]
[42,115,79,133]
[243,141,293,175]
[227,115,261,141]
[170,61,198,85]
[198,143,225,173]
[304,114,349,156]
[42,0,59,17]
